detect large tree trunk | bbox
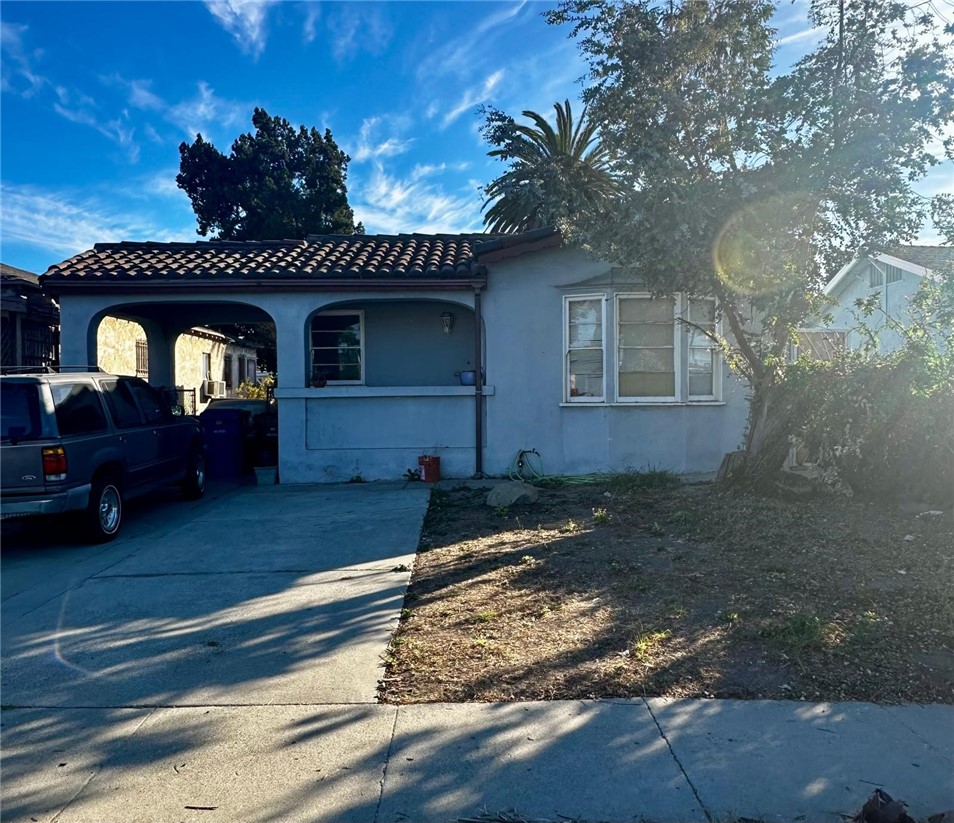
[720,380,795,489]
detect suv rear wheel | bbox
[84,475,123,542]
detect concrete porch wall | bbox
[274,386,490,483]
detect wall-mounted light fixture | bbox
[440,312,455,336]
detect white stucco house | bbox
[41,228,750,483]
[797,246,954,359]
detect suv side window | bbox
[129,380,171,424]
[102,380,145,429]
[51,382,109,436]
[0,383,42,442]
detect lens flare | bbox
[714,190,819,296]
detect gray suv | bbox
[1,369,206,542]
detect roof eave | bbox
[43,277,489,296]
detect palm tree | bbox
[481,99,620,234]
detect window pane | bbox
[1,383,41,441]
[619,348,674,373]
[688,298,716,325]
[618,372,675,397]
[130,381,171,423]
[619,323,674,347]
[688,347,714,372]
[568,300,602,348]
[311,312,362,382]
[688,372,714,396]
[102,381,144,429]
[568,349,603,398]
[51,383,108,435]
[618,297,674,322]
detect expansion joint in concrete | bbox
[642,698,711,822]
[373,707,400,823]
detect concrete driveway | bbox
[1,481,429,822]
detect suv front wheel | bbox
[84,475,123,542]
[180,447,206,500]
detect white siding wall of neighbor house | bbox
[480,247,749,477]
[825,258,924,354]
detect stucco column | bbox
[140,320,177,389]
[57,299,100,370]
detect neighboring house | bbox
[1,263,59,369]
[42,229,749,482]
[797,246,954,359]
[97,317,258,414]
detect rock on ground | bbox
[486,482,540,508]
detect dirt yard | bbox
[379,476,954,704]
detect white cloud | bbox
[326,5,392,63]
[776,27,824,47]
[1,21,47,96]
[441,71,505,130]
[113,76,250,140]
[302,2,321,44]
[351,162,483,235]
[52,91,140,163]
[411,162,470,181]
[415,1,531,83]
[351,116,414,163]
[203,0,277,59]
[0,183,193,258]
[168,81,248,139]
[124,78,165,112]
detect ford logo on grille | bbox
[21,475,37,481]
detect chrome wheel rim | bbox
[194,455,206,491]
[99,486,121,534]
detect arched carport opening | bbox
[83,300,276,414]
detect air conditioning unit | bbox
[202,380,226,399]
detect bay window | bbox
[563,292,722,404]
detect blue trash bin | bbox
[200,408,251,479]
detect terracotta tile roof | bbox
[42,234,497,284]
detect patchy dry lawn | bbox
[379,478,954,704]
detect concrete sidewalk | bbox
[2,482,952,823]
[2,697,951,823]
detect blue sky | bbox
[1,0,950,276]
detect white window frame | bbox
[310,309,365,386]
[685,296,722,402]
[563,294,606,403]
[615,293,680,404]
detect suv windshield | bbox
[1,383,42,442]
